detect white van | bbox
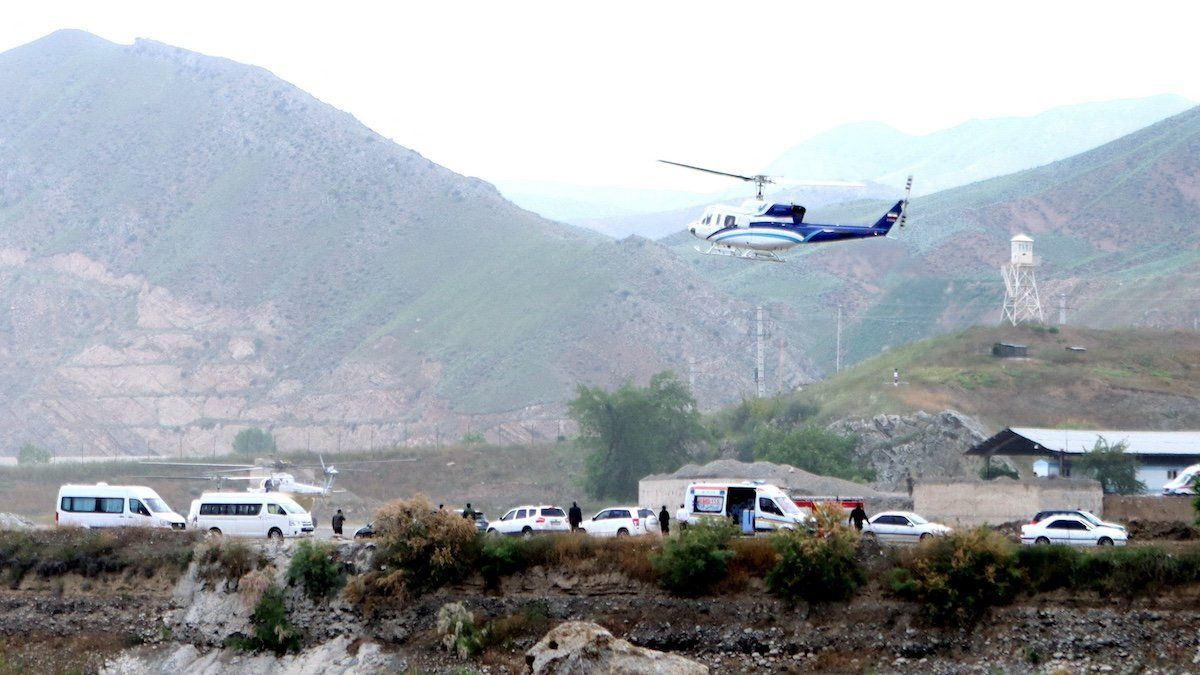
[187,492,314,539]
[56,484,187,530]
[683,481,809,533]
[1162,463,1200,495]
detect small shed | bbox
[992,342,1028,358]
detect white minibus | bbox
[187,492,314,539]
[56,484,187,530]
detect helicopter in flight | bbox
[660,160,912,263]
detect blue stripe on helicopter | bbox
[713,231,804,244]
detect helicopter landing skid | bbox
[695,243,784,263]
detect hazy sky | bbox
[4,1,1198,191]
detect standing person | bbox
[568,501,583,532]
[658,505,670,536]
[848,502,868,531]
[893,368,900,387]
[676,503,688,532]
[331,509,345,539]
[462,503,475,520]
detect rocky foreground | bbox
[0,539,1197,674]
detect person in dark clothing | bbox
[462,503,475,520]
[332,509,345,538]
[658,505,670,536]
[568,502,583,531]
[848,503,868,531]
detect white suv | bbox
[582,506,660,537]
[488,505,569,536]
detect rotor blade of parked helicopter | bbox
[657,160,758,183]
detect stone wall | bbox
[914,477,1102,527]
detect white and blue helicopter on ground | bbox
[660,160,912,263]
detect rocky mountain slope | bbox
[0,30,815,456]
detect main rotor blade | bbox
[773,179,867,188]
[658,160,757,183]
[140,461,255,469]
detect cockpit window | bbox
[724,215,736,227]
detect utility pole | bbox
[836,304,843,373]
[688,355,696,391]
[755,306,765,398]
[1058,293,1067,325]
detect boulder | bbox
[526,621,707,674]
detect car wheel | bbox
[1035,536,1050,545]
[486,528,499,536]
[268,528,283,541]
[1098,537,1114,546]
[862,531,876,539]
[920,532,932,541]
[207,528,222,538]
[522,526,533,538]
[617,528,629,537]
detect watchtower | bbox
[1001,234,1044,325]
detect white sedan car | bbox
[863,511,952,543]
[1021,514,1127,546]
[581,506,659,537]
[487,505,570,536]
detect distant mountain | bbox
[512,95,1192,238]
[765,95,1195,195]
[0,30,817,457]
[668,103,1200,375]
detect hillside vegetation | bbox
[786,325,1200,432]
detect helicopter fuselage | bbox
[688,199,901,253]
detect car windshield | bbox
[144,498,172,513]
[777,498,801,515]
[907,513,928,524]
[1078,511,1103,525]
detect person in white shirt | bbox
[675,503,688,532]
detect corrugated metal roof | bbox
[1008,428,1200,456]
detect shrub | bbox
[478,536,526,589]
[195,537,265,586]
[244,585,301,655]
[482,600,553,651]
[287,540,345,601]
[1016,544,1080,593]
[0,529,196,586]
[650,519,738,596]
[889,527,1021,625]
[353,495,478,602]
[232,427,276,455]
[1072,546,1200,596]
[16,443,52,465]
[437,602,483,658]
[767,526,861,604]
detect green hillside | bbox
[0,30,807,432]
[791,325,1200,432]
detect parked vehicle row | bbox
[1021,510,1127,546]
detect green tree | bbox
[1074,437,1144,494]
[17,442,52,465]
[751,425,872,482]
[568,371,708,500]
[233,427,277,456]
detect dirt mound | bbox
[1128,519,1200,541]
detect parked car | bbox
[862,511,952,543]
[1031,509,1125,533]
[488,505,569,536]
[354,522,375,539]
[581,506,659,537]
[455,509,490,533]
[1021,514,1127,546]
